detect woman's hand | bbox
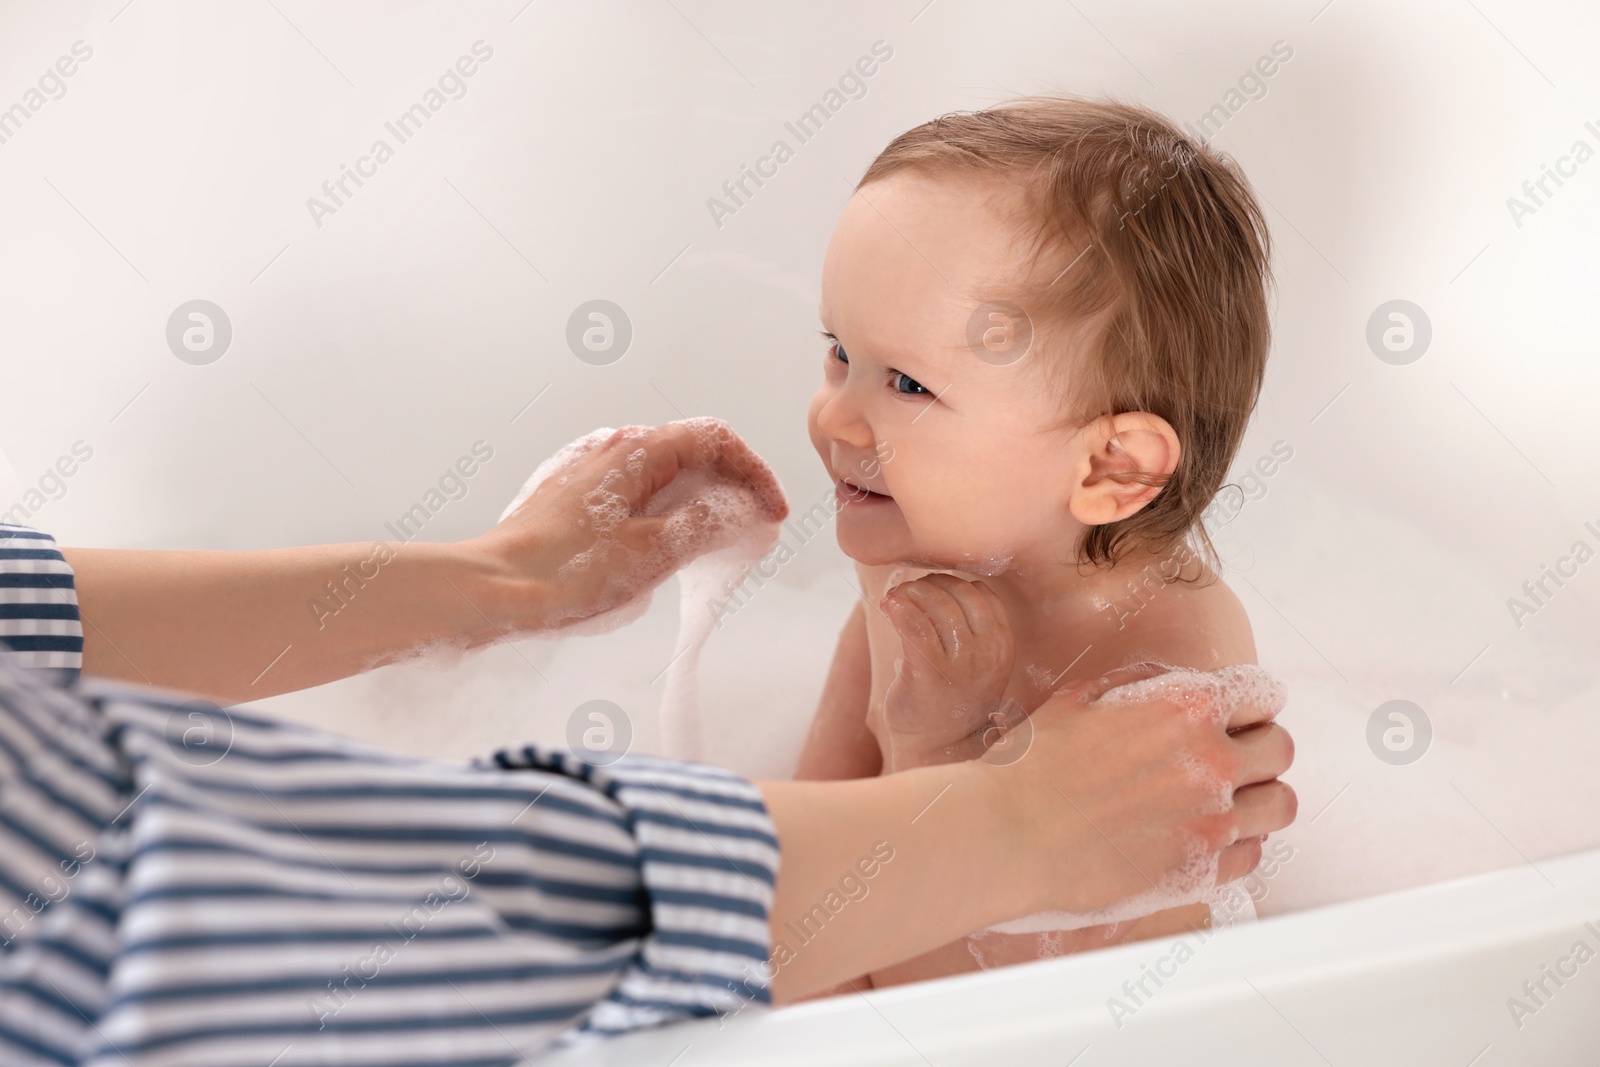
[68,420,785,702]
[758,661,1296,1001]
[470,420,787,634]
[870,573,1016,771]
[999,664,1295,918]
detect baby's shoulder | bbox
[1103,568,1257,671]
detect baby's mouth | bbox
[837,478,894,504]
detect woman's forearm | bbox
[758,761,1030,1002]
[64,421,789,705]
[66,541,536,703]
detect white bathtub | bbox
[256,570,1600,1066]
[6,0,1597,1061]
[531,844,1600,1065]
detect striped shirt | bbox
[0,527,779,1065]
[0,524,83,680]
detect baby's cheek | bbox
[900,468,974,522]
[905,490,1021,558]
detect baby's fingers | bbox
[920,574,1012,640]
[890,579,972,656]
[881,589,944,666]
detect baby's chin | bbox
[835,527,1016,577]
[834,528,899,568]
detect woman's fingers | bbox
[597,420,790,570]
[1215,837,1264,885]
[1068,663,1288,758]
[1227,721,1295,788]
[483,420,790,635]
[1222,675,1288,731]
[625,422,713,504]
[1215,785,1296,884]
[1215,783,1297,883]
[1229,778,1298,840]
[627,421,787,523]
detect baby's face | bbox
[809,171,1089,574]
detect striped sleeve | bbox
[0,661,779,1066]
[0,524,83,681]
[486,747,780,1042]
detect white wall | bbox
[2,0,1597,921]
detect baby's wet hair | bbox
[857,97,1273,575]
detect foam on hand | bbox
[982,663,1287,936]
[499,418,788,760]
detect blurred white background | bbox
[1,0,1597,919]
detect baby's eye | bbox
[818,331,848,365]
[893,371,928,395]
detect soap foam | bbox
[1095,662,1288,726]
[982,663,1287,935]
[499,418,787,759]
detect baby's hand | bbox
[872,574,1016,771]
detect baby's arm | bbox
[793,603,881,780]
[791,602,882,996]
[865,574,1026,988]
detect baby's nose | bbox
[815,393,874,449]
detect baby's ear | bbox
[1067,412,1180,526]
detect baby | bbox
[794,97,1274,989]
